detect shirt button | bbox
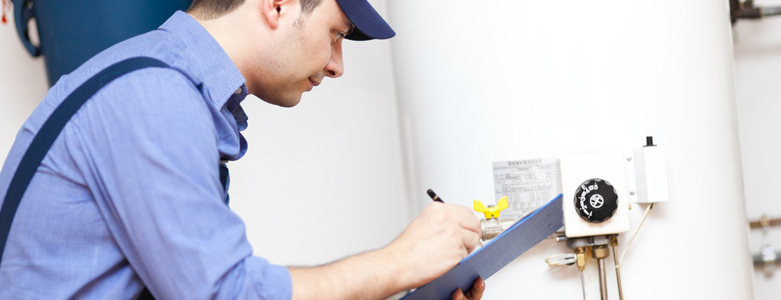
[234,88,242,95]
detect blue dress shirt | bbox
[0,11,291,299]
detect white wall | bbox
[388,0,754,299]
[0,0,410,269]
[733,0,781,298]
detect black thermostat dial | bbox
[573,178,619,223]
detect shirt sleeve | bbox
[70,68,291,300]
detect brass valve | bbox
[574,247,587,271]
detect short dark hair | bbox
[188,0,324,20]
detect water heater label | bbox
[493,158,561,219]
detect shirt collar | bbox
[159,11,246,109]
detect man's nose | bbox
[325,41,344,78]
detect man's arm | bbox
[289,202,483,300]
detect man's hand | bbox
[386,202,482,287]
[289,202,482,300]
[452,277,486,300]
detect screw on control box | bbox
[574,178,619,223]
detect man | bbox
[0,0,485,299]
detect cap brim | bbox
[335,0,396,41]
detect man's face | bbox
[252,0,353,107]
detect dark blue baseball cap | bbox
[334,0,396,40]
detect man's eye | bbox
[334,32,346,42]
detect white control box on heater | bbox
[560,152,631,238]
[632,145,670,203]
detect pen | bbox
[426,189,444,203]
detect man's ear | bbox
[260,0,287,29]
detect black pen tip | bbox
[427,189,444,202]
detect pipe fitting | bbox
[575,246,587,271]
[592,244,610,259]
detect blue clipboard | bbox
[401,194,564,300]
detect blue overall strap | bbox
[0,57,169,267]
[220,163,230,205]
